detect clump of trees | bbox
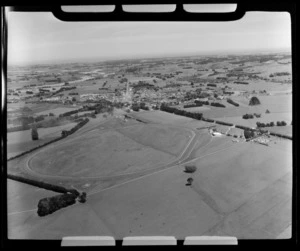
[277,121,287,126]
[256,120,287,128]
[234,81,249,85]
[37,193,77,217]
[256,121,274,128]
[184,165,197,173]
[131,103,140,112]
[214,120,234,126]
[242,113,261,119]
[184,104,203,108]
[227,98,239,107]
[61,118,89,137]
[269,72,290,77]
[160,103,203,120]
[195,100,209,105]
[244,129,255,139]
[249,96,261,106]
[207,83,217,87]
[210,102,226,108]
[242,114,254,119]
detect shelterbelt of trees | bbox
[7,173,80,196]
[160,104,292,140]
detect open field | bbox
[203,94,292,123]
[267,125,293,137]
[28,123,191,177]
[133,110,194,125]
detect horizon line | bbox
[7,47,291,67]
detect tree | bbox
[184,165,197,173]
[265,109,270,113]
[249,96,261,106]
[78,192,87,203]
[244,129,255,139]
[187,177,194,186]
[31,126,39,140]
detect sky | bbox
[7,10,291,65]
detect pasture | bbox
[29,123,190,177]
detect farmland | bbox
[7,52,293,240]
